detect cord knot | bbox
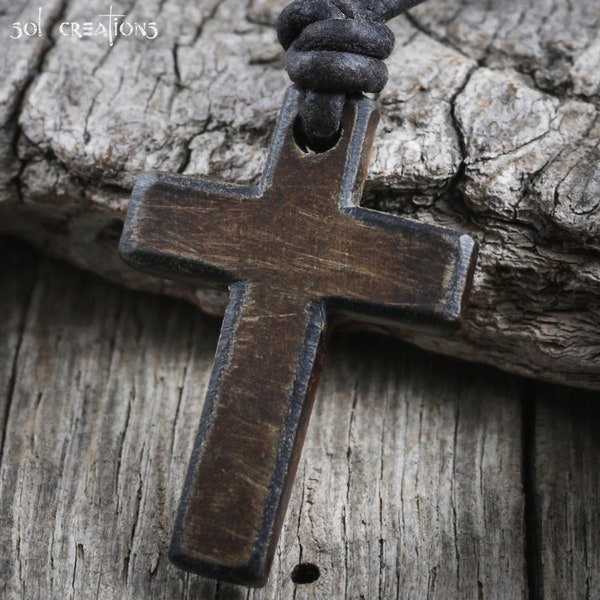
[277,0,426,150]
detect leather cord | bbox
[277,0,427,151]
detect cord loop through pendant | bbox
[277,0,427,150]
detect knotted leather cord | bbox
[277,0,427,150]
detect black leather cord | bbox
[277,0,427,150]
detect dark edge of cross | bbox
[119,86,478,587]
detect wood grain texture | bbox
[0,0,600,389]
[6,237,600,599]
[527,384,600,600]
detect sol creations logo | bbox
[10,5,159,46]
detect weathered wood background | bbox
[1,0,600,389]
[1,0,600,597]
[2,236,599,599]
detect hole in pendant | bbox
[293,117,341,154]
[291,562,321,584]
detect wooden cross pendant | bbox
[119,87,478,587]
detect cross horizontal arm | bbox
[324,206,478,327]
[119,173,262,288]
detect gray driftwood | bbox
[1,0,600,390]
[4,236,600,599]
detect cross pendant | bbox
[119,87,478,587]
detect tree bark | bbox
[1,0,600,389]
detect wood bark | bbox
[3,236,599,598]
[1,0,600,390]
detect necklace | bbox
[120,0,477,587]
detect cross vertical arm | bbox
[169,284,327,586]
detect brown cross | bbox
[119,87,477,587]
